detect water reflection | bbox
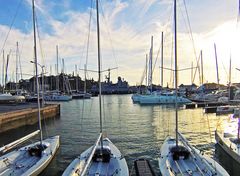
[0,95,235,175]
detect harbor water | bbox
[0,94,238,175]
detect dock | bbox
[185,102,228,109]
[0,103,60,133]
[204,107,217,113]
[134,158,155,176]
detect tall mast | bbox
[161,32,164,87]
[16,42,19,91]
[214,43,219,89]
[229,55,231,86]
[62,58,65,93]
[229,55,232,101]
[149,36,153,92]
[96,0,103,150]
[84,64,87,93]
[32,0,43,144]
[56,45,59,91]
[2,50,5,92]
[174,0,178,147]
[50,65,53,90]
[5,54,9,91]
[145,54,148,88]
[19,47,23,80]
[75,64,78,91]
[200,50,203,85]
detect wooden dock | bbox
[0,103,60,133]
[185,102,228,109]
[134,158,155,176]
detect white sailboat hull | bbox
[159,137,229,176]
[215,130,240,164]
[0,94,25,104]
[131,94,141,103]
[139,95,191,105]
[62,138,129,176]
[0,135,60,176]
[44,94,72,101]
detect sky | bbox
[0,0,239,87]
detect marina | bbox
[0,0,239,175]
[0,94,238,175]
[0,103,60,133]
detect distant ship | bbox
[91,76,130,94]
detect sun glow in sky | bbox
[0,0,239,86]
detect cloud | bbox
[0,0,238,87]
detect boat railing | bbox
[80,133,102,176]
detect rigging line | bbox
[79,1,94,71]
[162,1,175,87]
[152,38,161,80]
[140,64,147,85]
[182,0,199,83]
[85,0,93,68]
[221,59,229,82]
[99,0,118,71]
[35,14,50,138]
[192,52,200,84]
[170,25,174,88]
[0,0,23,57]
[35,14,46,67]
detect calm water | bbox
[0,94,237,175]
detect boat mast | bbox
[229,56,231,100]
[75,64,78,91]
[145,54,148,89]
[16,42,19,91]
[174,0,178,147]
[149,36,153,92]
[84,64,87,93]
[200,50,203,85]
[56,45,59,92]
[161,32,164,87]
[96,0,103,150]
[2,50,4,93]
[5,54,9,92]
[229,56,231,86]
[214,43,220,89]
[32,0,43,144]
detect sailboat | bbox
[0,0,60,175]
[72,64,92,99]
[131,54,149,103]
[0,49,25,104]
[136,37,191,105]
[44,46,72,101]
[159,1,229,175]
[215,109,240,164]
[62,0,129,175]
